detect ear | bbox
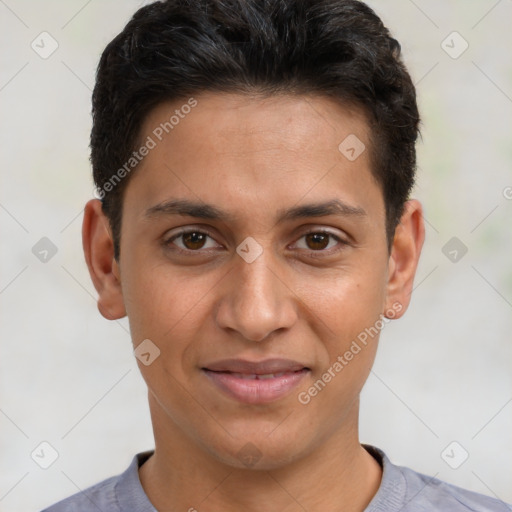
[82,199,126,320]
[384,199,425,319]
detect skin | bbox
[83,92,424,511]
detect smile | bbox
[202,359,310,404]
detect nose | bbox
[214,243,297,342]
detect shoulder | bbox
[399,467,512,512]
[40,474,120,512]
[399,465,511,512]
[364,445,511,512]
[40,451,155,512]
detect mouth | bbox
[202,358,310,404]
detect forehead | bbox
[124,92,383,225]
[141,92,370,157]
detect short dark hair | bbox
[91,0,420,260]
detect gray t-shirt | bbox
[41,445,511,511]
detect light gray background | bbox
[1,1,511,510]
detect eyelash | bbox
[164,228,348,256]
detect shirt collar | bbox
[115,450,157,512]
[363,444,407,511]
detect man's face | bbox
[90,92,420,469]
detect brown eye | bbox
[305,232,330,250]
[166,230,220,253]
[293,230,347,255]
[182,232,207,250]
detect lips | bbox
[202,358,310,404]
[221,371,290,380]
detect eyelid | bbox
[164,227,222,250]
[291,228,349,252]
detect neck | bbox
[139,395,382,512]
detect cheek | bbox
[121,264,219,399]
[306,264,387,338]
[123,270,202,402]
[122,260,207,342]
[299,262,387,396]
[298,278,384,418]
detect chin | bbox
[204,426,313,471]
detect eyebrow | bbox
[145,198,366,223]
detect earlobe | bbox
[82,199,126,320]
[384,199,425,319]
